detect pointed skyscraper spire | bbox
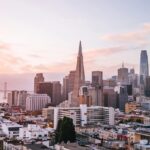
[78,40,82,56]
[71,41,85,106]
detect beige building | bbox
[125,102,137,113]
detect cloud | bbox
[0,41,10,50]
[101,23,150,44]
[28,54,45,59]
[84,46,126,60]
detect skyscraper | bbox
[34,73,45,93]
[71,41,85,106]
[37,81,61,106]
[117,63,129,85]
[62,70,76,101]
[140,50,149,84]
[63,76,69,100]
[91,71,103,106]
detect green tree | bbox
[55,117,76,144]
[55,118,62,143]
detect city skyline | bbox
[0,0,150,89]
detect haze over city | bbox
[0,0,150,90]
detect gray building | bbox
[115,85,128,112]
[117,64,129,85]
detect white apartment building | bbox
[19,124,49,141]
[1,119,22,138]
[26,94,51,111]
[42,104,115,129]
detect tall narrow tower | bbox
[140,50,149,95]
[71,41,85,106]
[140,50,149,85]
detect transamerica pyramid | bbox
[71,41,85,106]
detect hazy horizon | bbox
[0,0,150,89]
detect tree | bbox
[55,118,62,143]
[55,117,76,144]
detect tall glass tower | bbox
[140,50,149,85]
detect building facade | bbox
[34,73,44,93]
[26,94,51,111]
[117,64,129,85]
[42,104,115,129]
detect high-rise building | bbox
[103,79,116,87]
[72,41,85,106]
[129,68,138,89]
[68,70,76,93]
[37,82,52,100]
[117,63,129,85]
[7,90,19,107]
[115,85,128,112]
[63,76,69,100]
[140,50,149,95]
[145,76,150,97]
[52,81,62,105]
[140,50,149,79]
[91,71,103,106]
[26,94,51,111]
[79,86,92,106]
[103,87,117,108]
[37,81,61,106]
[63,70,76,101]
[92,71,103,86]
[17,90,28,109]
[34,73,44,93]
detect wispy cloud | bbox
[101,23,150,45]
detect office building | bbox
[37,81,52,98]
[79,86,92,106]
[91,71,103,106]
[26,94,51,111]
[52,81,62,105]
[140,50,149,84]
[34,73,44,93]
[103,79,116,87]
[7,90,19,107]
[72,41,85,106]
[103,87,117,108]
[144,76,150,97]
[117,63,129,85]
[17,90,28,109]
[140,50,149,95]
[37,81,61,106]
[115,85,128,112]
[42,104,115,129]
[63,76,69,100]
[68,70,76,93]
[92,71,103,86]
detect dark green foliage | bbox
[55,118,62,143]
[55,117,76,144]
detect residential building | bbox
[26,94,51,111]
[19,124,49,141]
[1,119,22,138]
